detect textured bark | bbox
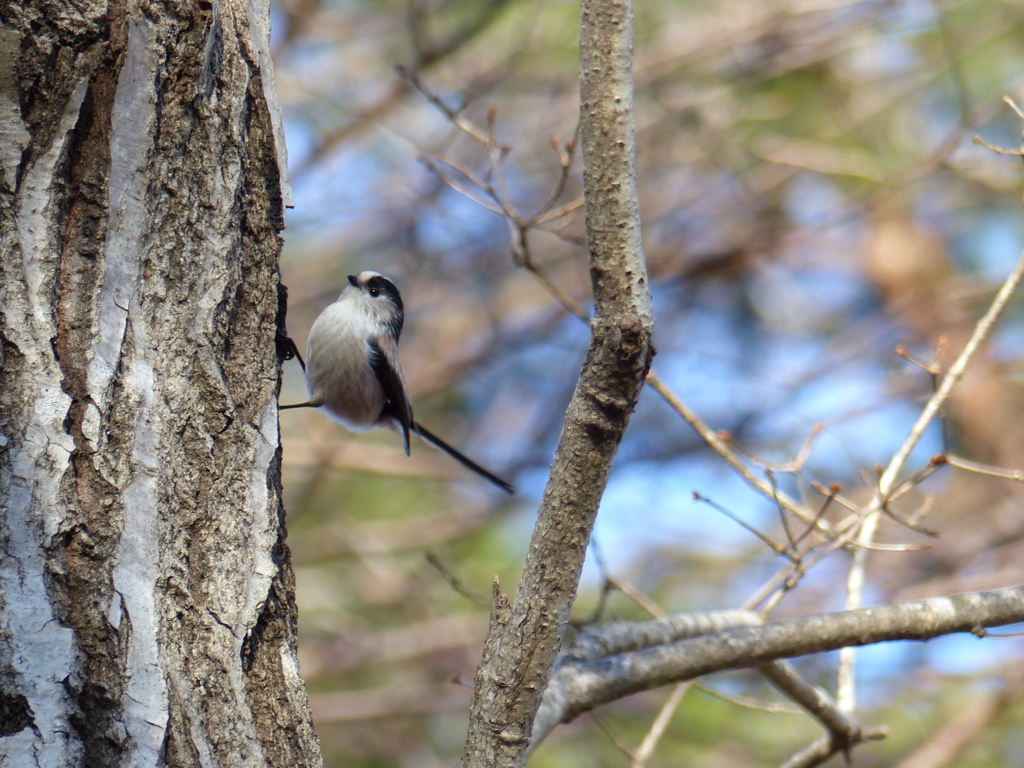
[461,0,654,765]
[0,1,319,767]
[531,587,1024,743]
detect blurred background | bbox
[272,0,1024,765]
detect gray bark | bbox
[0,2,319,767]
[531,587,1024,746]
[461,0,655,765]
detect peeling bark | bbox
[0,1,317,767]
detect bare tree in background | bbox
[448,2,1024,767]
[272,0,1024,766]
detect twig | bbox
[693,491,794,559]
[758,660,864,746]
[408,58,851,562]
[786,483,840,552]
[945,454,1024,482]
[646,370,833,535]
[630,683,690,768]
[590,709,636,760]
[424,551,489,606]
[728,422,824,474]
[839,249,1024,712]
[971,627,1024,639]
[419,155,506,215]
[608,576,668,620]
[401,66,509,148]
[694,683,802,715]
[749,503,872,616]
[972,136,1023,157]
[778,728,888,768]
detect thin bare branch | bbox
[778,728,888,768]
[630,683,691,768]
[758,660,866,746]
[694,683,803,715]
[839,250,1024,712]
[646,370,833,535]
[424,552,489,606]
[693,491,793,559]
[946,454,1024,482]
[608,576,668,620]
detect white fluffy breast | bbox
[304,298,385,430]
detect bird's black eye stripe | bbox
[364,275,403,314]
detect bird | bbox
[280,271,514,494]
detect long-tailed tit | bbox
[281,271,514,494]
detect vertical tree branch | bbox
[461,1,654,765]
[838,250,1024,712]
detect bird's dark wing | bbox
[368,337,413,455]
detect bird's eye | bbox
[369,288,380,298]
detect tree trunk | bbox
[0,2,320,766]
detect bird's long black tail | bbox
[412,422,515,495]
